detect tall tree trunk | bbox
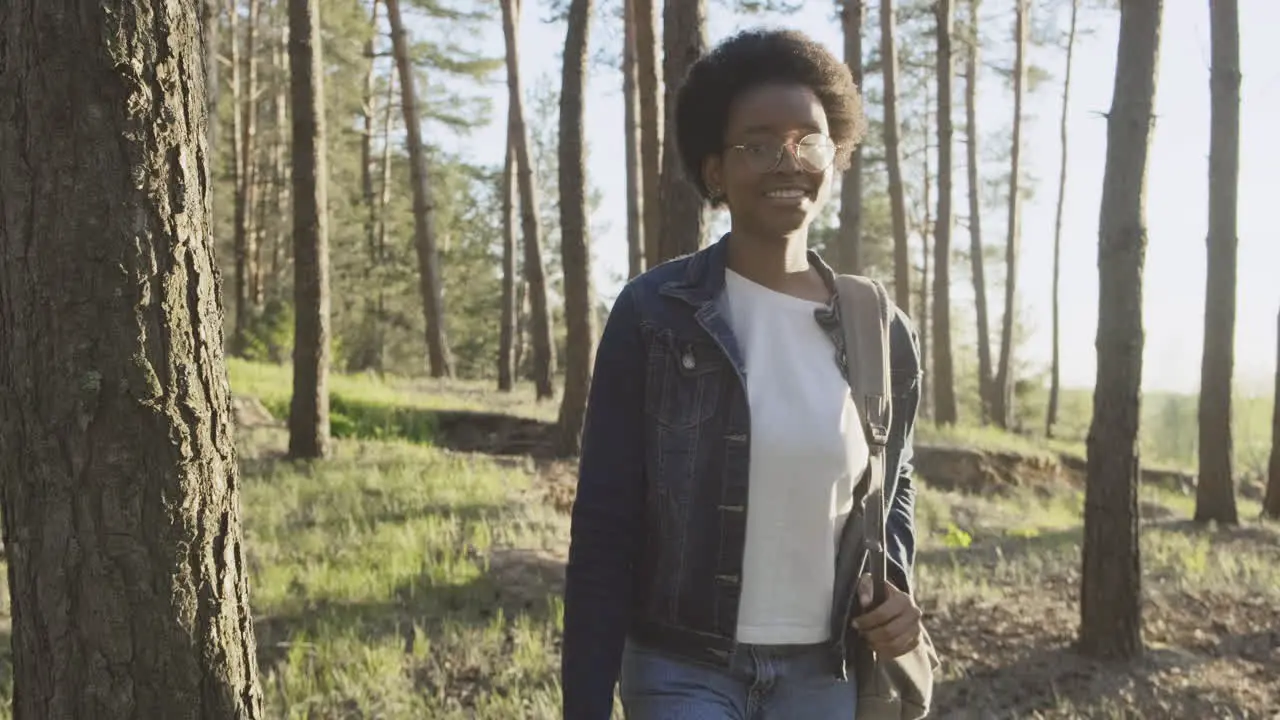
[623,0,645,278]
[288,0,332,459]
[838,0,866,274]
[378,68,395,257]
[499,117,518,392]
[557,0,598,455]
[881,0,912,314]
[0,1,265,715]
[634,0,663,268]
[918,92,931,420]
[228,0,248,353]
[933,0,958,425]
[1079,0,1163,662]
[203,0,221,172]
[993,0,1028,430]
[354,0,383,373]
[271,10,291,287]
[1264,306,1280,519]
[658,0,708,261]
[500,0,556,399]
[965,0,994,424]
[1195,0,1240,525]
[385,0,454,378]
[1047,0,1078,438]
[241,0,262,309]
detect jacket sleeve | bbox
[561,284,647,720]
[885,307,921,596]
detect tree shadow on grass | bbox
[252,543,566,677]
[931,634,1272,719]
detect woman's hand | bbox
[850,573,922,658]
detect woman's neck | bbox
[725,227,814,292]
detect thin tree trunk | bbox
[228,0,248,353]
[0,1,265,714]
[557,0,597,455]
[499,117,518,392]
[933,0,958,425]
[378,69,395,256]
[1264,306,1280,519]
[355,0,383,373]
[271,9,290,287]
[993,0,1028,430]
[838,0,866,274]
[501,0,556,399]
[385,0,454,378]
[965,0,993,424]
[623,0,645,278]
[288,0,331,459]
[242,0,262,309]
[634,0,663,268]
[881,0,912,314]
[203,0,221,174]
[658,0,708,261]
[1079,0,1163,662]
[1195,0,1240,525]
[1048,0,1078,438]
[919,91,931,420]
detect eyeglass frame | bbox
[723,132,840,174]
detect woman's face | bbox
[703,82,836,240]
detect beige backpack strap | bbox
[834,274,893,604]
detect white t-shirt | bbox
[721,268,870,645]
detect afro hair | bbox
[673,28,867,205]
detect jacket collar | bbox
[658,232,840,306]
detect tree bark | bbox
[1264,307,1280,519]
[557,0,598,455]
[1194,0,1240,525]
[1048,0,1078,438]
[385,0,454,378]
[881,0,912,315]
[499,116,518,392]
[634,0,664,269]
[965,0,994,424]
[0,1,265,715]
[623,0,645,278]
[500,0,556,399]
[932,0,958,425]
[838,0,866,274]
[993,0,1028,430]
[288,0,332,459]
[658,0,708,261]
[1079,0,1163,662]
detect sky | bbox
[413,0,1280,396]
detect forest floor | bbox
[0,362,1275,719]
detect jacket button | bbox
[681,352,696,370]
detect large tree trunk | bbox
[499,117,518,392]
[288,0,332,459]
[965,0,994,424]
[0,1,265,716]
[658,0,708,261]
[1194,0,1240,525]
[1264,307,1280,519]
[881,0,912,314]
[623,0,645,278]
[993,0,1028,430]
[386,0,454,378]
[932,0,958,425]
[1079,0,1163,662]
[838,0,865,274]
[500,0,556,399]
[634,0,663,268]
[1048,0,1078,438]
[557,0,598,455]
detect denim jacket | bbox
[561,234,923,720]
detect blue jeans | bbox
[619,639,858,719]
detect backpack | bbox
[833,273,940,720]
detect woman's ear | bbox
[702,155,724,201]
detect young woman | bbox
[562,28,925,720]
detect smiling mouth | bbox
[764,188,811,199]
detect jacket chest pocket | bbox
[644,332,725,430]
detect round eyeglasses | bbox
[725,133,838,174]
